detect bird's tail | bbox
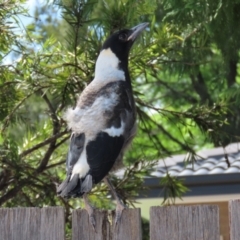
[57,174,93,198]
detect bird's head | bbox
[94,22,148,82]
[101,22,149,62]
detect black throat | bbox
[118,60,132,87]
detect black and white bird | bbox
[57,22,149,228]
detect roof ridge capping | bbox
[156,142,240,168]
[199,142,240,158]
[114,142,240,178]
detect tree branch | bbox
[227,60,237,87]
[20,129,68,158]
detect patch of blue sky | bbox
[1,0,61,65]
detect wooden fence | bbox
[0,199,240,240]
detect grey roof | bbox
[116,142,240,198]
[151,142,240,177]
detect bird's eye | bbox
[119,33,128,41]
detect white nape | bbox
[94,48,125,82]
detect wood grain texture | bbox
[229,199,240,240]
[112,208,142,240]
[0,207,65,240]
[72,209,111,240]
[150,205,220,240]
[72,208,142,240]
[40,207,65,240]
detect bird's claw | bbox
[114,203,125,227]
[86,206,96,232]
[83,194,96,232]
[89,211,96,232]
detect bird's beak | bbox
[127,22,149,41]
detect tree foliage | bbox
[1,0,240,229]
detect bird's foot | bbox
[114,202,126,227]
[83,194,96,232]
[86,205,96,232]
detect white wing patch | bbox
[71,148,90,180]
[103,122,125,137]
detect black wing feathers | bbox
[86,132,124,184]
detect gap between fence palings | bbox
[72,208,142,240]
[229,199,240,240]
[0,207,65,240]
[150,205,220,240]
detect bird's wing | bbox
[86,81,135,184]
[86,132,124,184]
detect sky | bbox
[2,0,59,65]
[22,0,49,26]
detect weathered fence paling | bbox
[229,199,240,240]
[0,207,65,240]
[150,205,220,240]
[1,200,240,240]
[72,208,142,240]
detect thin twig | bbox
[1,91,34,133]
[20,129,68,158]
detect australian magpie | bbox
[57,22,149,228]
